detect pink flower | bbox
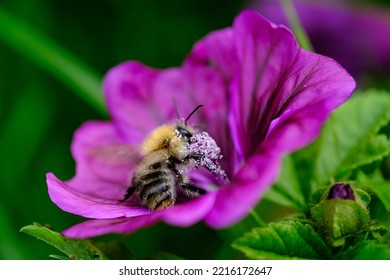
[47,10,355,238]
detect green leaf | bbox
[357,172,390,212]
[49,254,72,260]
[301,91,390,188]
[264,155,307,211]
[232,220,331,260]
[21,223,132,260]
[368,180,390,212]
[21,223,108,260]
[0,7,106,116]
[338,240,390,260]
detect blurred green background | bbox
[1,0,390,260]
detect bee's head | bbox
[175,104,203,141]
[176,126,193,140]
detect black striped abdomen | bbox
[134,162,176,211]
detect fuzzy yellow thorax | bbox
[141,125,178,156]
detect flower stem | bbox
[250,210,267,227]
[279,0,314,52]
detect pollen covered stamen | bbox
[187,132,227,180]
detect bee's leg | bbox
[180,183,206,197]
[116,186,135,204]
[182,153,204,167]
[185,153,218,173]
[185,153,203,162]
[168,157,207,197]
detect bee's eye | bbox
[177,127,192,138]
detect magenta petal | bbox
[104,62,162,143]
[161,191,217,226]
[152,65,227,134]
[63,193,217,238]
[229,10,300,157]
[205,151,281,228]
[234,11,354,157]
[62,216,161,238]
[70,121,137,198]
[47,173,149,219]
[188,28,237,81]
[264,51,355,153]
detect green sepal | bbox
[311,200,370,247]
[311,188,371,248]
[20,223,132,260]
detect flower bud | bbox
[327,183,355,200]
[311,183,370,248]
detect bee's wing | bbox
[89,144,142,165]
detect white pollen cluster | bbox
[188,132,227,179]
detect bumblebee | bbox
[117,105,214,211]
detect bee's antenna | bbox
[185,105,203,126]
[172,97,181,119]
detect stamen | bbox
[188,132,227,180]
